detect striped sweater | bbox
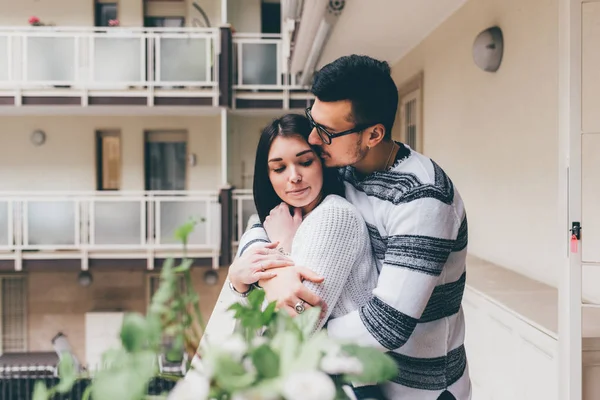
[328,143,471,399]
[239,143,471,399]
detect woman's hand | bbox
[264,203,303,253]
[227,242,294,293]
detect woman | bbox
[227,113,378,332]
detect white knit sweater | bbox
[237,194,379,331]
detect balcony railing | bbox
[0,191,221,268]
[0,27,219,92]
[231,189,258,254]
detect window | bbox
[144,17,185,28]
[95,1,118,27]
[394,72,423,153]
[0,276,27,353]
[144,131,188,191]
[96,130,122,191]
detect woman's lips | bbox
[287,187,309,196]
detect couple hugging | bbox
[227,55,471,400]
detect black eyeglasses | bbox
[305,107,374,145]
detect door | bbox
[144,131,188,191]
[561,1,599,399]
[399,89,421,151]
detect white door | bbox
[561,1,600,399]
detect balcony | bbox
[0,191,221,269]
[232,33,313,109]
[0,27,220,108]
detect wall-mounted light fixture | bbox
[472,26,504,72]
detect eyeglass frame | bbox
[305,106,375,145]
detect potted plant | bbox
[28,16,44,26]
[33,220,397,399]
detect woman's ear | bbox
[366,124,386,148]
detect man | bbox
[228,55,470,400]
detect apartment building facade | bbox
[0,0,318,370]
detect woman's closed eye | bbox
[300,159,314,167]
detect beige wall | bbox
[0,116,222,191]
[187,0,221,27]
[392,0,563,291]
[27,267,227,364]
[228,0,262,32]
[228,114,278,189]
[0,0,94,26]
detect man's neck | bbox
[353,140,398,176]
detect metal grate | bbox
[2,277,26,353]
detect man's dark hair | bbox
[253,114,345,223]
[311,54,399,139]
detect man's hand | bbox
[228,242,294,293]
[259,266,326,316]
[264,203,302,253]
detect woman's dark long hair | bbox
[253,114,345,223]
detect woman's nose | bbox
[289,167,302,183]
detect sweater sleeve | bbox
[236,222,270,258]
[291,201,367,331]
[326,199,460,351]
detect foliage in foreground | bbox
[34,220,397,400]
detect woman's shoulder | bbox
[309,195,365,224]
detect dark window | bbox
[95,2,118,27]
[261,1,281,34]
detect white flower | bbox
[167,368,209,400]
[221,334,248,362]
[251,336,268,348]
[320,354,363,375]
[242,357,257,375]
[282,371,336,400]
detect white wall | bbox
[392,0,563,291]
[0,116,222,191]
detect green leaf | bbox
[120,313,148,352]
[210,353,256,392]
[173,258,194,273]
[54,354,77,393]
[174,219,197,244]
[340,344,399,384]
[293,306,321,338]
[247,289,265,310]
[92,351,156,400]
[251,344,280,379]
[271,332,299,376]
[166,335,185,362]
[289,330,331,373]
[261,301,277,325]
[32,381,49,400]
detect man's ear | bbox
[366,124,386,148]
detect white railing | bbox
[0,191,221,267]
[232,33,308,90]
[0,27,219,91]
[231,189,257,250]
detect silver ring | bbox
[260,262,265,272]
[294,300,305,314]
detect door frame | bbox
[559,0,584,399]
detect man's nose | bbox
[308,128,321,145]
